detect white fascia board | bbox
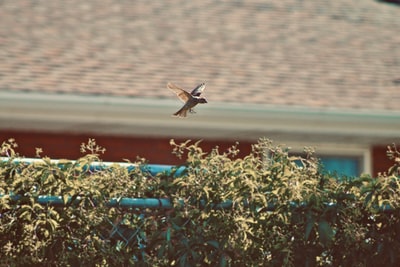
[0,91,399,145]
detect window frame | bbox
[284,142,371,176]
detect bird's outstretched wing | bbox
[167,82,191,103]
[190,83,206,96]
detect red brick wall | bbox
[372,145,393,176]
[0,130,253,165]
[1,130,394,177]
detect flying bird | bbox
[167,82,208,117]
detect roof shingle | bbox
[0,0,399,111]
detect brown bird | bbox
[167,82,208,117]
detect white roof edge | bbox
[0,91,399,144]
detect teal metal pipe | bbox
[0,194,395,212]
[36,196,174,209]
[108,198,173,209]
[0,157,186,176]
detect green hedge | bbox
[1,138,400,266]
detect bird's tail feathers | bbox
[173,107,187,117]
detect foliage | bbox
[1,138,400,266]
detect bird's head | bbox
[198,98,208,104]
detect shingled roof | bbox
[1,0,399,111]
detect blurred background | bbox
[0,0,399,176]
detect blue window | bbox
[319,155,362,178]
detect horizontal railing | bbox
[0,157,185,176]
[0,157,394,212]
[0,157,188,209]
